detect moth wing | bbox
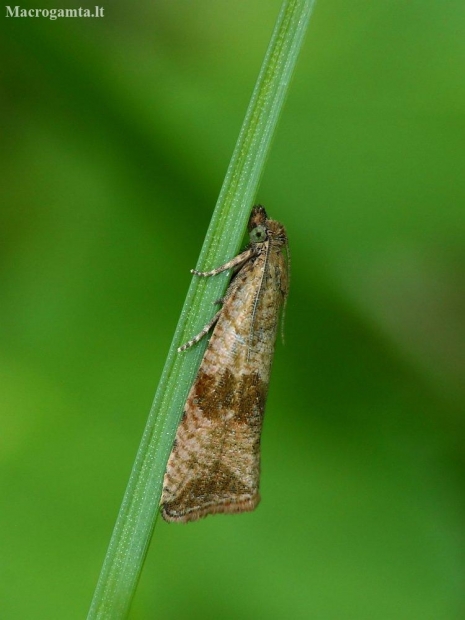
[160,369,266,523]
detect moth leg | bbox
[177,309,222,352]
[179,247,253,351]
[191,248,253,278]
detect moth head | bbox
[249,224,267,244]
[248,205,268,230]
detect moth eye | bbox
[249,225,267,243]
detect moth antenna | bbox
[280,236,291,344]
[247,240,271,359]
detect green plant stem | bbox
[87,1,316,617]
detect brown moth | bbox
[160,205,289,523]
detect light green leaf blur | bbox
[1,1,464,619]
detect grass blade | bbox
[88,1,316,617]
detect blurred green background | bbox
[1,1,465,618]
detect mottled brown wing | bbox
[161,228,287,523]
[160,368,267,522]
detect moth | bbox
[161,205,289,523]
